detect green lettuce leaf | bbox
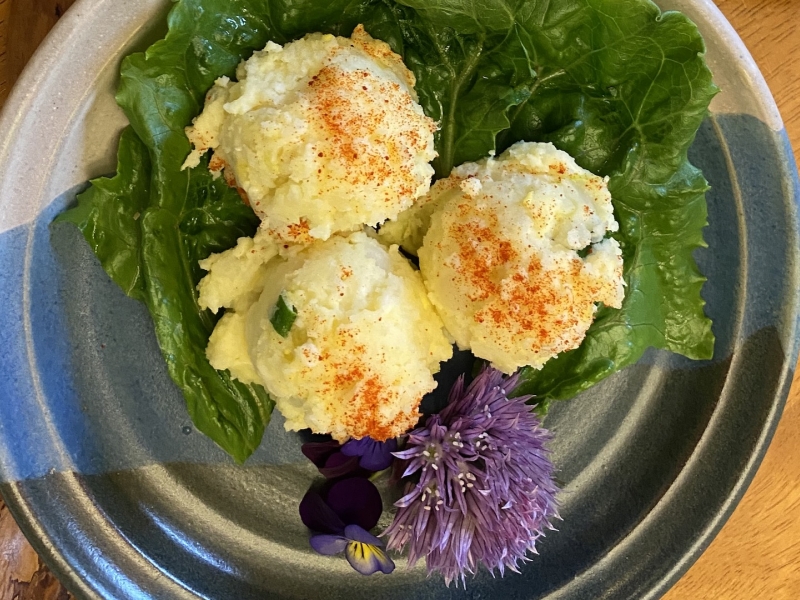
[362,1,537,175]
[57,127,273,463]
[498,1,717,399]
[55,127,151,301]
[57,0,715,458]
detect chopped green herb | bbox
[271,295,298,338]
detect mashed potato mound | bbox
[418,141,625,374]
[201,231,452,441]
[183,26,437,245]
[197,229,278,314]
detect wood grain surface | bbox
[0,1,799,598]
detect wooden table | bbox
[1,0,799,598]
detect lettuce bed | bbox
[57,0,716,461]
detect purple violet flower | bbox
[383,367,560,586]
[302,437,398,478]
[301,440,364,479]
[300,440,342,466]
[311,524,395,575]
[342,437,398,471]
[300,477,395,576]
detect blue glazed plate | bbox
[0,1,798,598]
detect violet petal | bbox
[327,478,383,531]
[344,524,384,546]
[319,452,362,479]
[310,534,348,556]
[299,490,345,534]
[340,437,373,457]
[301,440,341,468]
[345,541,395,575]
[345,438,398,471]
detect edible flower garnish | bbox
[302,436,397,479]
[311,525,395,575]
[300,477,394,575]
[302,439,364,479]
[341,437,398,471]
[384,367,559,586]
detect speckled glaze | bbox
[0,1,798,599]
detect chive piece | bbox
[270,295,297,337]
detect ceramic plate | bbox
[0,0,798,598]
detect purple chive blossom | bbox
[300,477,395,575]
[383,367,560,586]
[342,437,398,471]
